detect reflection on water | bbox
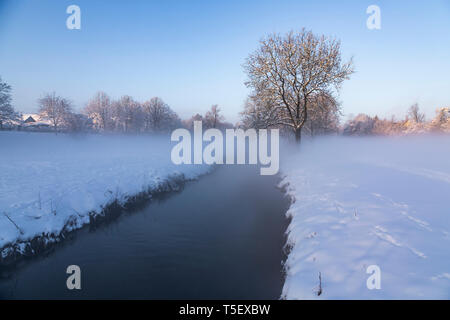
[0,165,290,299]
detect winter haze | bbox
[1,0,449,301]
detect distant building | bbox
[21,114,52,131]
[23,116,36,123]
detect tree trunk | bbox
[295,127,301,143]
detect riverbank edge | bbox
[277,177,296,300]
[0,169,212,266]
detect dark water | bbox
[0,166,290,299]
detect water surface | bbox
[0,165,290,299]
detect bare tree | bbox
[408,103,425,123]
[242,91,340,136]
[142,97,180,133]
[241,97,267,130]
[204,105,224,129]
[66,113,93,132]
[243,29,354,143]
[0,77,19,129]
[304,92,340,136]
[183,113,203,130]
[84,91,111,131]
[430,107,450,132]
[38,92,72,133]
[112,95,143,133]
[240,95,281,129]
[343,114,376,135]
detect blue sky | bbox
[0,0,449,123]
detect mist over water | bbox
[1,132,450,299]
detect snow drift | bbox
[0,132,209,262]
[280,135,450,299]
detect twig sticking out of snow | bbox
[3,212,24,235]
[50,199,56,216]
[317,272,323,296]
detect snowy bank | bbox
[280,136,450,299]
[0,132,209,262]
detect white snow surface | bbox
[280,136,450,299]
[0,132,209,257]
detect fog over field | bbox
[1,0,450,304]
[1,131,449,298]
[280,135,450,299]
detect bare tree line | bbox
[343,104,450,136]
[0,78,230,134]
[183,105,232,130]
[81,92,182,133]
[84,93,232,133]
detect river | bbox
[0,165,290,299]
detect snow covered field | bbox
[2,131,449,299]
[280,136,450,299]
[0,132,209,261]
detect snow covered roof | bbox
[21,113,52,125]
[21,114,41,122]
[23,116,36,123]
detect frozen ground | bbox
[0,132,209,260]
[280,135,450,299]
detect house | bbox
[21,114,52,131]
[22,114,41,123]
[23,115,36,123]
